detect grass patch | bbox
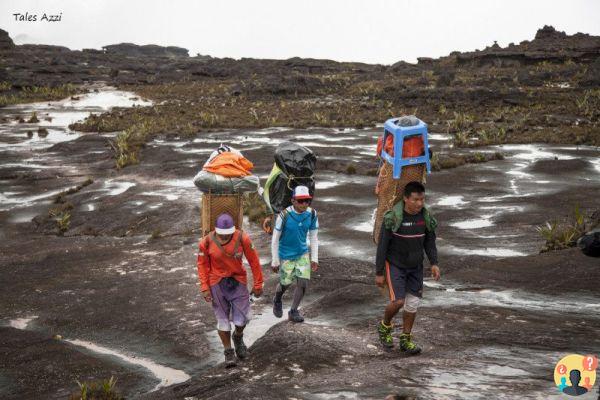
[48,206,72,235]
[108,122,152,169]
[70,376,123,400]
[537,206,597,252]
[431,151,504,171]
[27,112,39,123]
[0,83,80,107]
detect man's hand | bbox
[262,216,273,234]
[431,265,441,281]
[252,287,263,298]
[202,289,212,302]
[375,275,385,288]
[311,261,319,272]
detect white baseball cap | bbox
[293,185,312,200]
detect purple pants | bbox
[210,277,251,331]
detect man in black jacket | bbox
[375,181,440,354]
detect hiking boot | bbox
[232,333,247,360]
[399,333,422,355]
[288,309,304,323]
[377,321,394,349]
[224,348,236,368]
[273,295,283,318]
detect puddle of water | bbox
[428,133,451,141]
[243,305,283,347]
[61,90,152,110]
[441,245,528,257]
[449,217,494,229]
[7,209,39,223]
[174,147,213,154]
[478,205,525,213]
[436,195,469,207]
[315,181,339,190]
[37,111,91,128]
[65,339,190,391]
[0,130,82,152]
[1,162,57,170]
[424,281,600,316]
[8,316,38,329]
[152,139,188,148]
[141,191,179,201]
[0,187,66,211]
[96,180,136,197]
[311,391,359,399]
[349,208,376,233]
[497,144,576,161]
[165,179,196,189]
[506,170,533,178]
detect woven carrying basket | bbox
[201,192,244,236]
[372,162,426,244]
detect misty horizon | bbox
[1,0,599,65]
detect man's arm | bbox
[375,222,392,276]
[271,214,283,267]
[424,229,440,280]
[241,232,263,294]
[309,211,319,266]
[309,228,319,263]
[424,229,438,266]
[197,238,212,300]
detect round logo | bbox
[554,354,597,396]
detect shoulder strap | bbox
[210,230,243,258]
[279,209,290,234]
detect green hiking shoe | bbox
[399,333,422,355]
[377,321,394,349]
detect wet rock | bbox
[527,158,593,174]
[0,28,15,50]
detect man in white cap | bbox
[271,185,319,322]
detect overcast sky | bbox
[1,0,599,64]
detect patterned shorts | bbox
[279,253,311,286]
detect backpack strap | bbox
[280,207,316,235]
[279,208,290,234]
[210,230,243,259]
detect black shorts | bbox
[385,262,423,302]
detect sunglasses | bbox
[295,198,311,204]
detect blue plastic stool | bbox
[380,117,431,179]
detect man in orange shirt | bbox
[197,213,264,367]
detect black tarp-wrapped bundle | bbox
[263,142,316,214]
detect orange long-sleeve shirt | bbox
[197,230,263,292]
